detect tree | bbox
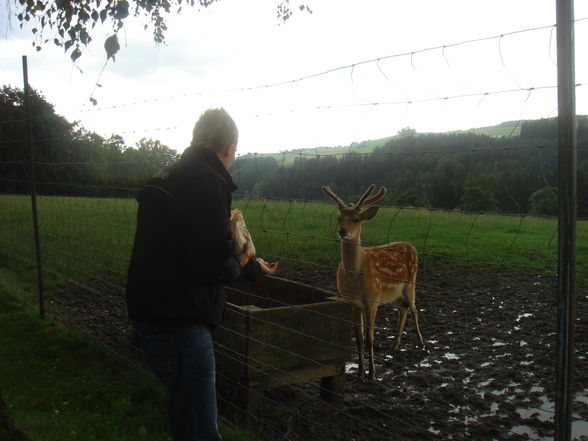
[0,85,74,163]
[459,185,499,213]
[9,0,310,62]
[104,134,127,155]
[429,156,464,209]
[134,138,179,168]
[396,188,424,207]
[396,127,416,138]
[528,186,557,216]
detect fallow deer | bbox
[322,184,424,380]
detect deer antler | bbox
[322,186,346,209]
[356,184,376,207]
[357,185,387,208]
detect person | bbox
[125,108,278,441]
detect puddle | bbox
[345,362,358,374]
[572,420,588,439]
[511,424,543,439]
[427,427,440,435]
[516,313,534,322]
[482,389,588,440]
[443,353,460,360]
[511,419,588,441]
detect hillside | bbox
[242,120,522,164]
[230,116,588,216]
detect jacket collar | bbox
[181,146,238,192]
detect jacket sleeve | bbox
[177,174,258,283]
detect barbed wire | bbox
[0,200,577,440]
[1,15,587,440]
[43,18,585,117]
[2,240,563,439]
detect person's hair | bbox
[190,108,238,152]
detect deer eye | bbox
[352,218,360,223]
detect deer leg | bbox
[405,283,425,347]
[409,305,425,347]
[365,301,379,380]
[394,308,408,351]
[352,305,365,378]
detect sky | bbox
[1,0,588,156]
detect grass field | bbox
[0,270,170,441]
[0,269,255,441]
[0,193,585,440]
[1,194,586,286]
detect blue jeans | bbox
[137,323,222,441]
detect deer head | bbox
[322,184,387,242]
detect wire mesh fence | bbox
[1,16,587,441]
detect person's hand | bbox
[236,241,251,267]
[256,258,278,275]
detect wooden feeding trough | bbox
[214,275,352,411]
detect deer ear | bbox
[359,206,379,221]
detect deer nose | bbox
[338,228,347,238]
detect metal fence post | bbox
[555,0,576,440]
[22,55,45,319]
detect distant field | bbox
[1,195,585,289]
[233,198,574,274]
[248,122,520,164]
[242,136,394,165]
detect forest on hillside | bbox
[232,118,588,216]
[1,85,587,216]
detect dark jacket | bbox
[125,146,260,328]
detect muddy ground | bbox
[51,263,587,441]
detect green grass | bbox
[449,122,521,137]
[0,270,171,441]
[0,270,256,441]
[0,193,585,439]
[251,136,394,165]
[0,195,260,440]
[233,198,585,278]
[2,194,586,283]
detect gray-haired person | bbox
[126,108,277,441]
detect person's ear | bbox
[219,145,229,159]
[218,143,237,168]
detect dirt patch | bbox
[50,265,588,441]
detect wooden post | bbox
[22,55,45,319]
